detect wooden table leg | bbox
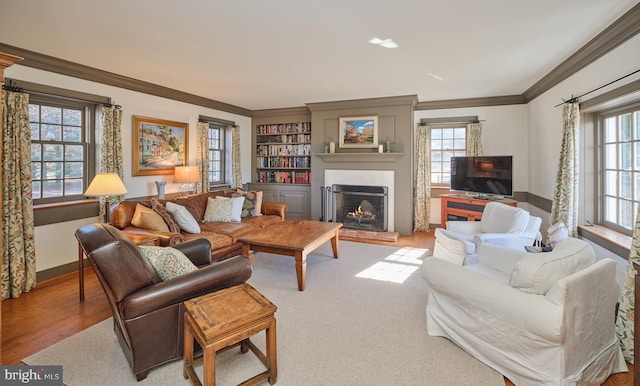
[242,243,254,262]
[331,231,340,259]
[204,346,216,386]
[295,250,307,291]
[183,315,194,380]
[266,318,277,385]
[78,243,84,301]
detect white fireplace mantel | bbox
[314,152,403,162]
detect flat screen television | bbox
[450,155,513,199]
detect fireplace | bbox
[333,184,388,231]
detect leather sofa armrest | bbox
[262,202,288,219]
[120,255,253,320]
[173,238,212,267]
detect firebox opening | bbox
[333,184,388,232]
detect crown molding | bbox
[523,2,640,102]
[252,106,311,118]
[0,42,253,117]
[306,95,418,112]
[415,95,526,110]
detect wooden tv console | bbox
[440,194,518,229]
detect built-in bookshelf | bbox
[255,122,311,184]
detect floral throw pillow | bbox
[203,197,233,222]
[139,246,197,281]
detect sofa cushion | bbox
[509,237,595,295]
[199,221,259,242]
[166,202,201,234]
[240,214,282,228]
[150,198,180,232]
[170,193,209,223]
[139,246,197,281]
[480,202,529,234]
[214,195,244,222]
[111,200,141,229]
[203,197,233,222]
[233,189,263,217]
[180,231,234,250]
[131,204,170,232]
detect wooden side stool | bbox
[183,283,278,385]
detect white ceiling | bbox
[0,0,638,111]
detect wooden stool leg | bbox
[183,317,194,380]
[203,346,216,386]
[267,318,277,385]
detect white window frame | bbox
[429,124,467,187]
[598,102,640,236]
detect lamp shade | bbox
[173,166,200,183]
[84,173,128,197]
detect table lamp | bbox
[84,173,128,224]
[174,166,200,194]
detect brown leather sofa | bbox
[75,223,252,381]
[110,190,288,262]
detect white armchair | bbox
[422,237,627,385]
[433,201,541,265]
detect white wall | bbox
[414,104,529,224]
[527,33,640,237]
[528,33,640,199]
[6,65,253,272]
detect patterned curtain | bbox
[196,121,210,193]
[466,122,483,156]
[231,125,242,188]
[99,106,124,222]
[550,102,580,237]
[616,208,640,363]
[414,124,430,231]
[1,90,36,299]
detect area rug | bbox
[338,228,400,242]
[23,241,503,386]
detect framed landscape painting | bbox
[132,115,188,176]
[338,116,378,148]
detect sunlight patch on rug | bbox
[355,247,429,283]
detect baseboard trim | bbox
[36,259,86,283]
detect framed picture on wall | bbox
[338,116,378,148]
[132,115,188,176]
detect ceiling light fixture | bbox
[369,37,398,49]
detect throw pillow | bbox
[214,195,245,222]
[233,189,263,217]
[165,202,201,234]
[139,246,197,281]
[150,198,180,233]
[509,237,595,295]
[203,197,233,222]
[131,204,170,232]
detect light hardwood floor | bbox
[1,230,633,385]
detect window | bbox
[29,95,96,204]
[430,125,466,186]
[207,123,226,185]
[600,103,640,235]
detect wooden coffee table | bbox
[239,220,343,291]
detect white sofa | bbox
[433,201,542,265]
[423,237,627,385]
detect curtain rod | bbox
[1,80,24,93]
[555,68,640,107]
